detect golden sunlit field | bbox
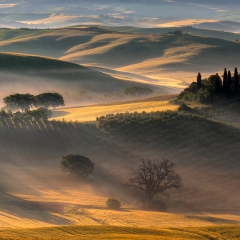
[157,19,219,28]
[1,166,240,234]
[52,97,177,122]
[0,26,239,90]
[1,225,240,240]
[1,11,240,238]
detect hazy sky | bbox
[0,0,239,28]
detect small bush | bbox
[106,198,121,210]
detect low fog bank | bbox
[0,118,239,216]
[0,70,170,109]
[0,120,240,229]
[1,0,240,29]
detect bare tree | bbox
[126,159,182,208]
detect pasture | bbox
[52,98,177,122]
[1,225,240,239]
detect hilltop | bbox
[0,27,239,89]
[98,25,240,42]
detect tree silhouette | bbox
[126,159,182,208]
[3,93,35,112]
[227,70,232,96]
[223,68,228,93]
[208,74,222,95]
[197,72,202,90]
[234,67,239,95]
[60,154,94,178]
[35,92,65,109]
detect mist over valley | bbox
[0,1,240,239]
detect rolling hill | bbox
[1,25,240,237]
[1,109,240,229]
[0,27,239,89]
[0,52,166,106]
[99,25,240,42]
[51,95,178,122]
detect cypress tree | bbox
[227,70,232,96]
[197,72,202,90]
[234,67,239,95]
[223,68,227,92]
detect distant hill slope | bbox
[98,26,240,42]
[192,21,240,33]
[0,27,240,88]
[0,52,161,102]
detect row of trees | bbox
[0,107,52,121]
[223,68,240,95]
[198,68,240,97]
[3,92,64,112]
[99,86,153,101]
[178,68,240,104]
[60,154,181,209]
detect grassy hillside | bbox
[0,52,162,104]
[52,95,178,122]
[1,111,240,209]
[0,28,107,58]
[99,26,240,42]
[59,29,240,86]
[1,111,240,228]
[1,225,240,240]
[0,27,240,88]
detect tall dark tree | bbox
[227,70,232,95]
[234,67,239,95]
[126,159,182,208]
[35,92,65,109]
[3,93,35,112]
[223,68,228,93]
[197,72,202,90]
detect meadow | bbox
[0,27,239,89]
[1,108,240,209]
[52,96,177,122]
[1,97,240,238]
[0,25,240,239]
[0,52,163,106]
[1,225,240,240]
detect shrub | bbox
[106,197,122,210]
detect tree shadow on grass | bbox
[0,188,72,227]
[51,110,69,118]
[186,215,239,224]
